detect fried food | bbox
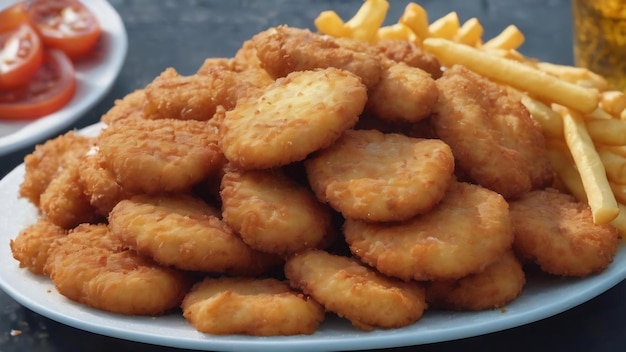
[108,194,281,276]
[305,129,454,222]
[19,131,94,206]
[374,39,442,78]
[366,62,438,123]
[181,277,325,336]
[252,25,383,89]
[99,118,225,194]
[432,65,554,200]
[344,181,513,281]
[46,223,192,315]
[284,249,427,331]
[219,67,367,170]
[425,250,525,311]
[100,89,145,125]
[509,188,619,277]
[10,217,67,275]
[220,167,336,255]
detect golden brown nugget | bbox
[432,65,554,200]
[219,68,367,170]
[182,277,325,336]
[374,39,442,78]
[509,188,619,277]
[99,118,225,194]
[425,251,526,311]
[10,217,67,275]
[100,89,145,125]
[344,182,513,281]
[220,168,336,255]
[108,194,282,276]
[252,25,383,89]
[306,129,454,222]
[46,223,192,316]
[284,249,427,331]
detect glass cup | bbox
[572,0,626,91]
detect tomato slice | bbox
[0,49,76,120]
[0,23,44,89]
[24,0,101,58]
[0,3,31,32]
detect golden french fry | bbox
[399,2,429,41]
[520,96,563,139]
[314,11,351,37]
[535,62,609,91]
[598,148,626,184]
[610,203,626,236]
[557,104,619,224]
[428,11,459,40]
[454,17,483,46]
[377,23,419,43]
[482,24,525,50]
[545,139,587,202]
[585,119,626,145]
[600,90,626,117]
[586,106,615,120]
[609,182,626,204]
[345,0,389,41]
[480,47,527,62]
[422,38,600,113]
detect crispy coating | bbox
[46,223,192,315]
[252,25,383,89]
[305,129,454,222]
[344,182,513,281]
[181,277,325,336]
[374,39,442,78]
[219,68,366,170]
[19,131,94,206]
[432,65,554,200]
[425,251,525,311]
[220,167,335,255]
[108,194,282,276]
[10,217,67,275]
[284,249,427,331]
[366,62,438,123]
[509,188,619,277]
[100,89,145,125]
[99,118,225,194]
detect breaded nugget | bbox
[10,217,67,275]
[196,57,233,73]
[366,62,438,123]
[252,25,383,89]
[19,131,94,206]
[432,65,554,200]
[344,182,513,281]
[108,194,281,276]
[284,249,427,331]
[219,68,366,170]
[305,129,454,222]
[46,223,192,316]
[99,118,225,194]
[100,89,145,125]
[181,277,325,336]
[220,167,335,255]
[375,39,442,78]
[509,188,619,277]
[425,251,526,311]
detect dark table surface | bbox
[2,0,625,351]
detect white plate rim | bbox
[1,124,625,352]
[0,0,127,155]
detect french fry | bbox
[377,23,419,43]
[546,139,587,202]
[609,182,626,205]
[482,24,525,50]
[520,96,564,139]
[344,0,389,41]
[422,38,600,113]
[454,18,483,46]
[399,2,430,41]
[556,104,619,224]
[428,11,459,40]
[586,106,615,120]
[534,62,609,91]
[600,90,626,117]
[597,148,626,184]
[585,119,626,145]
[314,11,351,37]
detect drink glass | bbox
[572,0,626,91]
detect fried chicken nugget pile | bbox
[9,16,621,337]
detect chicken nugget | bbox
[46,223,192,316]
[99,118,225,194]
[374,39,442,78]
[219,67,366,170]
[181,277,324,336]
[432,65,553,200]
[425,250,526,311]
[220,167,336,255]
[509,188,619,277]
[284,249,427,331]
[344,182,513,281]
[305,129,454,222]
[108,194,282,276]
[100,89,145,125]
[10,217,67,275]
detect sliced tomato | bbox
[0,49,76,120]
[0,23,44,89]
[0,3,30,32]
[24,0,101,58]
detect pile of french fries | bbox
[315,0,626,234]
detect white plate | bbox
[1,123,626,352]
[0,0,127,155]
